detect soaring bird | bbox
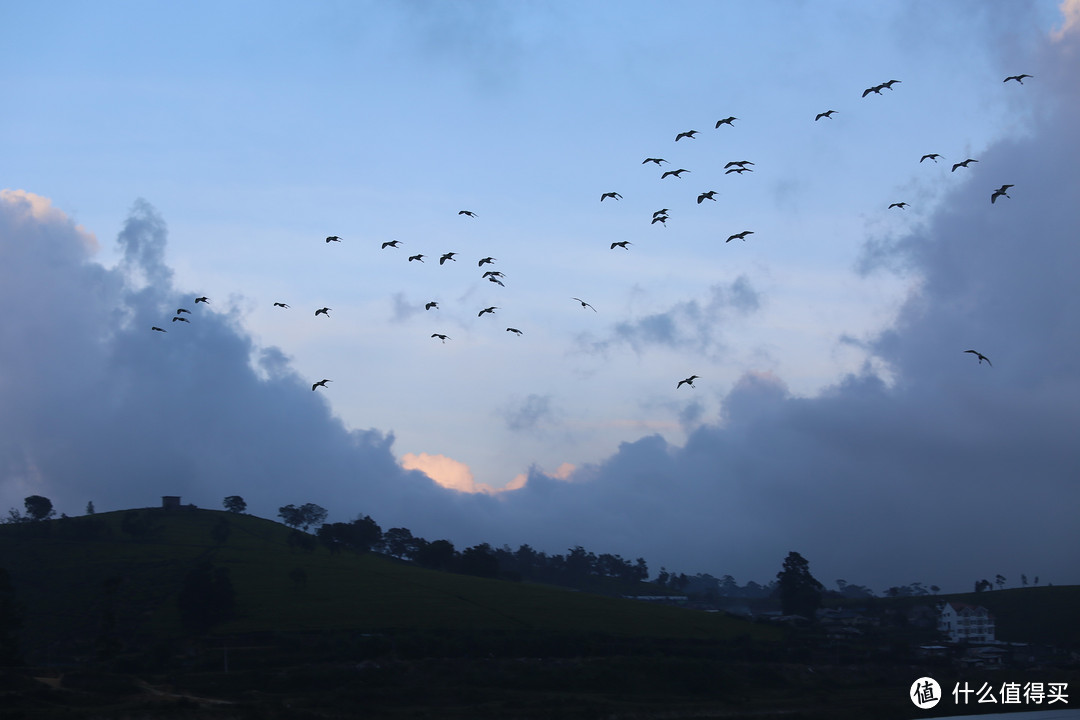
[273,302,290,308]
[715,116,737,127]
[610,241,632,250]
[315,307,331,317]
[312,379,332,391]
[171,316,190,323]
[326,236,342,243]
[431,333,450,343]
[482,270,506,279]
[724,161,754,168]
[195,296,209,304]
[726,230,753,242]
[151,326,167,333]
[951,158,978,172]
[425,301,438,310]
[675,130,699,141]
[677,375,700,389]
[651,215,668,226]
[653,209,670,218]
[381,240,401,248]
[862,83,884,97]
[991,184,1014,203]
[572,298,597,311]
[506,327,523,336]
[439,252,457,265]
[458,210,477,217]
[642,157,668,165]
[920,153,943,163]
[815,110,837,121]
[880,79,901,89]
[478,257,496,266]
[176,308,191,315]
[600,192,623,201]
[488,276,506,287]
[725,167,752,175]
[697,191,718,204]
[889,202,909,209]
[964,350,992,366]
[478,306,498,317]
[408,254,425,262]
[661,168,689,179]
[1004,74,1033,84]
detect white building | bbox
[937,602,996,643]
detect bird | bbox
[675,130,699,141]
[171,316,190,323]
[677,375,700,389]
[273,302,290,308]
[815,110,837,121]
[652,209,670,218]
[661,169,689,179]
[315,307,331,317]
[431,333,450,343]
[482,270,506,279]
[600,192,623,201]
[425,301,438,310]
[326,236,342,243]
[951,158,978,172]
[726,230,753,242]
[195,296,209,304]
[862,83,884,97]
[920,153,943,163]
[991,184,1014,203]
[488,276,506,287]
[478,257,496,266]
[724,161,754,168]
[572,298,596,311]
[1004,74,1033,84]
[642,157,668,165]
[888,202,908,210]
[506,327,523,336]
[458,210,477,217]
[176,308,191,315]
[610,241,631,250]
[725,167,752,175]
[439,252,457,265]
[715,116,737,127]
[409,254,425,263]
[151,326,167,333]
[964,350,992,366]
[880,79,901,90]
[697,191,718,204]
[312,379,332,391]
[651,215,668,226]
[381,240,402,249]
[478,306,498,317]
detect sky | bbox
[1,0,1078,594]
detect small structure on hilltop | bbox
[938,602,996,643]
[161,495,181,510]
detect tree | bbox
[223,496,247,514]
[384,527,418,559]
[23,496,54,522]
[1021,574,1028,587]
[995,574,1006,590]
[974,578,992,593]
[414,539,456,570]
[85,501,95,515]
[277,503,328,531]
[775,551,824,618]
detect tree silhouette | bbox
[23,496,54,522]
[775,551,824,618]
[278,503,328,531]
[85,501,95,515]
[223,496,247,514]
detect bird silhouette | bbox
[381,240,401,248]
[488,276,506,287]
[889,202,908,209]
[431,333,450,343]
[326,236,342,243]
[478,306,498,317]
[920,154,943,163]
[724,161,754,168]
[408,254,425,263]
[425,301,438,310]
[458,210,477,217]
[572,298,597,311]
[176,308,191,315]
[651,215,668,225]
[478,257,496,266]
[880,79,901,89]
[273,302,290,308]
[642,157,668,165]
[600,192,623,201]
[661,169,690,179]
[610,241,631,250]
[697,191,718,204]
[991,184,1014,203]
[951,158,978,172]
[195,296,209,304]
[964,350,992,366]
[815,110,837,121]
[677,375,700,389]
[675,130,699,141]
[653,209,670,218]
[726,231,754,242]
[725,167,752,175]
[715,116,737,127]
[439,252,457,265]
[312,379,332,390]
[151,326,167,333]
[171,316,190,323]
[482,270,505,279]
[315,307,331,317]
[862,83,884,97]
[1004,74,1033,84]
[506,327,523,335]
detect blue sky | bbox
[2,0,1078,593]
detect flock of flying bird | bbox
[151,73,1032,392]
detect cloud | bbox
[500,393,557,432]
[1052,0,1080,41]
